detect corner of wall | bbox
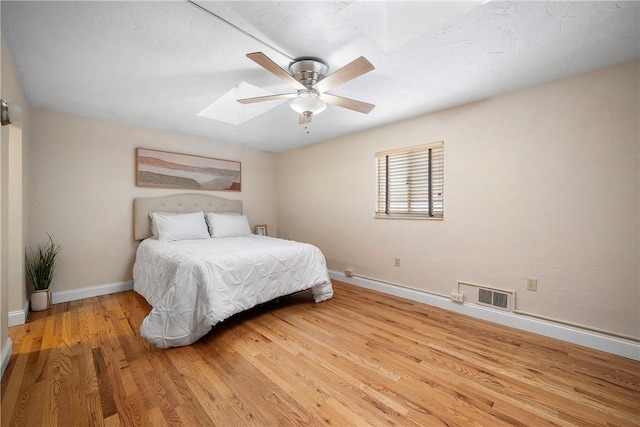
[1,36,30,364]
[1,338,13,378]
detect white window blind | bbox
[375,141,444,219]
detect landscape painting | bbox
[136,148,241,191]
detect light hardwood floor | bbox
[2,281,639,426]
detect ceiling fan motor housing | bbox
[288,58,328,88]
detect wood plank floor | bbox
[2,281,639,426]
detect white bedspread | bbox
[133,236,333,348]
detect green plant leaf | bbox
[25,234,62,291]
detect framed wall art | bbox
[136,148,241,191]
[255,225,268,236]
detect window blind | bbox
[375,141,444,219]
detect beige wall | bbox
[1,37,29,364]
[8,50,640,348]
[28,109,277,292]
[276,60,640,338]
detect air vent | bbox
[478,288,510,311]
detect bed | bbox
[132,193,333,348]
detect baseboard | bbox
[329,270,640,361]
[52,280,134,304]
[1,338,13,379]
[6,281,135,327]
[8,298,29,327]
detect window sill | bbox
[374,215,443,221]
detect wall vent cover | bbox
[478,288,510,311]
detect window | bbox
[375,141,444,219]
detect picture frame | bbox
[136,148,241,191]
[255,225,268,236]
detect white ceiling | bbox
[2,1,638,153]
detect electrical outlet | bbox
[345,268,354,277]
[527,278,537,291]
[450,292,464,303]
[394,258,400,267]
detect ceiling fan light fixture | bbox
[240,52,375,124]
[289,92,327,116]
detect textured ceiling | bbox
[2,1,639,153]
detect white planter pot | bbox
[31,289,52,311]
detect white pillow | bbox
[206,212,252,238]
[151,212,210,242]
[149,212,181,237]
[203,211,239,235]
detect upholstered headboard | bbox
[133,193,243,240]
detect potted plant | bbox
[25,234,61,311]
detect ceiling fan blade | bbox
[246,52,307,91]
[237,93,298,104]
[320,93,375,114]
[298,114,312,125]
[313,56,375,93]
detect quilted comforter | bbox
[133,235,333,348]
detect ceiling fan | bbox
[237,52,376,125]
